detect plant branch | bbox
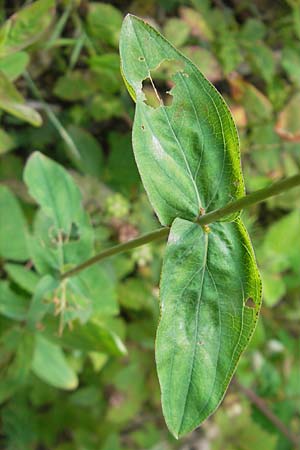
[60,227,169,280]
[234,380,300,448]
[196,173,300,225]
[61,173,300,280]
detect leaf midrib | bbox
[130,18,202,213]
[177,230,208,435]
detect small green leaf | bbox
[87,2,122,48]
[32,334,78,390]
[0,71,42,126]
[106,132,140,194]
[64,125,104,178]
[24,152,84,235]
[0,0,55,58]
[156,218,261,437]
[45,320,127,356]
[4,263,40,294]
[0,185,29,261]
[53,71,95,101]
[120,15,244,226]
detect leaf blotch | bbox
[245,297,256,309]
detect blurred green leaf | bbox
[4,263,40,294]
[0,71,42,126]
[53,71,95,101]
[0,185,29,261]
[0,0,55,57]
[247,44,275,84]
[260,271,286,307]
[73,263,119,317]
[32,334,78,390]
[106,132,140,194]
[89,94,125,121]
[182,46,222,82]
[45,319,126,356]
[0,330,34,403]
[163,18,189,47]
[0,281,28,321]
[0,128,16,154]
[86,2,122,48]
[24,152,85,235]
[179,7,213,41]
[0,51,29,81]
[118,278,154,312]
[88,53,121,94]
[281,45,300,86]
[275,93,300,142]
[64,125,103,178]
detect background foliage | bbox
[0,0,299,449]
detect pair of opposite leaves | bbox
[120,15,261,438]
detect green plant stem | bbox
[196,173,300,225]
[61,173,300,280]
[60,227,169,280]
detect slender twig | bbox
[195,174,300,225]
[235,380,300,448]
[60,227,169,280]
[60,173,300,280]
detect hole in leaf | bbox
[142,59,185,109]
[245,297,256,309]
[138,56,145,61]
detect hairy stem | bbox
[61,173,300,280]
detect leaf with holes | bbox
[120,14,244,226]
[120,15,262,438]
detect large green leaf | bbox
[120,15,244,226]
[156,218,261,437]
